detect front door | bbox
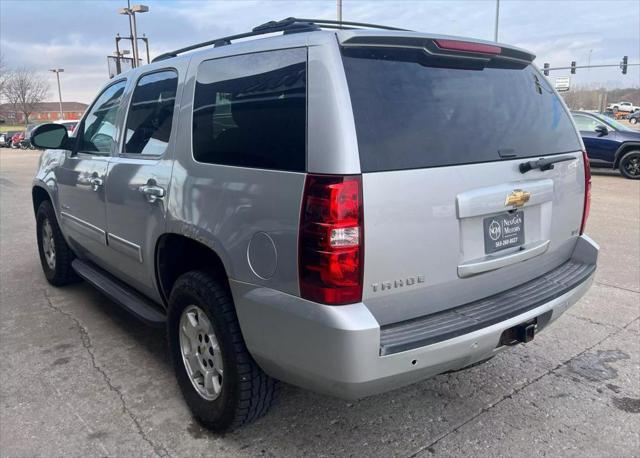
[56,80,127,265]
[573,113,618,165]
[103,69,181,301]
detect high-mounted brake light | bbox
[580,150,591,235]
[299,175,363,305]
[434,39,502,55]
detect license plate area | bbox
[483,210,525,254]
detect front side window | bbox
[192,48,306,171]
[592,113,632,132]
[79,81,126,153]
[124,70,178,156]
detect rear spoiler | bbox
[339,33,535,65]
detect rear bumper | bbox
[232,235,598,399]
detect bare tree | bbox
[0,53,7,99]
[1,68,49,128]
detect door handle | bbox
[89,177,103,191]
[139,181,165,203]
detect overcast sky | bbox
[1,0,638,104]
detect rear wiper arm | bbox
[519,155,576,174]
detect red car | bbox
[10,131,25,148]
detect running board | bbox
[71,259,166,327]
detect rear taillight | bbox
[299,174,363,305]
[580,150,591,235]
[434,39,502,55]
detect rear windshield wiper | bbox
[519,155,576,174]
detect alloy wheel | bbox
[624,156,640,177]
[179,305,224,400]
[41,219,56,270]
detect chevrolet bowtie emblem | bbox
[505,189,531,207]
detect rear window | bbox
[192,48,306,172]
[342,48,581,172]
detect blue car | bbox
[572,111,640,179]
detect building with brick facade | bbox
[0,102,88,124]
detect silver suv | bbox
[30,18,598,431]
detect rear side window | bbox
[342,48,581,172]
[124,70,178,156]
[192,48,306,171]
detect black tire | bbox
[630,117,638,125]
[36,200,79,285]
[619,150,640,180]
[167,271,279,432]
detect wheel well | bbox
[155,234,230,304]
[32,186,51,215]
[614,145,640,168]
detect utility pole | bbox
[337,0,342,23]
[130,4,140,66]
[118,3,149,68]
[49,69,64,120]
[493,0,500,42]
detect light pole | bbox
[493,0,500,42]
[118,3,149,67]
[49,68,64,120]
[337,0,342,23]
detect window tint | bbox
[573,114,600,132]
[193,48,306,171]
[342,49,582,172]
[79,81,126,153]
[124,70,178,156]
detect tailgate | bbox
[361,155,585,325]
[340,39,586,325]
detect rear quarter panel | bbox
[166,42,310,296]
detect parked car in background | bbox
[572,111,640,179]
[0,130,20,147]
[10,131,25,148]
[607,101,639,113]
[21,124,44,149]
[627,111,640,125]
[30,18,598,431]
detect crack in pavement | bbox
[407,317,639,458]
[595,281,640,294]
[43,290,171,458]
[566,313,622,330]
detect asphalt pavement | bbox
[1,148,638,457]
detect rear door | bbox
[103,67,183,300]
[341,44,586,325]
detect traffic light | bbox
[543,63,550,76]
[571,61,576,74]
[621,56,628,74]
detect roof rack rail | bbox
[152,17,408,63]
[291,17,408,31]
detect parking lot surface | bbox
[1,148,638,457]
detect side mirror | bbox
[594,124,608,136]
[30,123,72,150]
